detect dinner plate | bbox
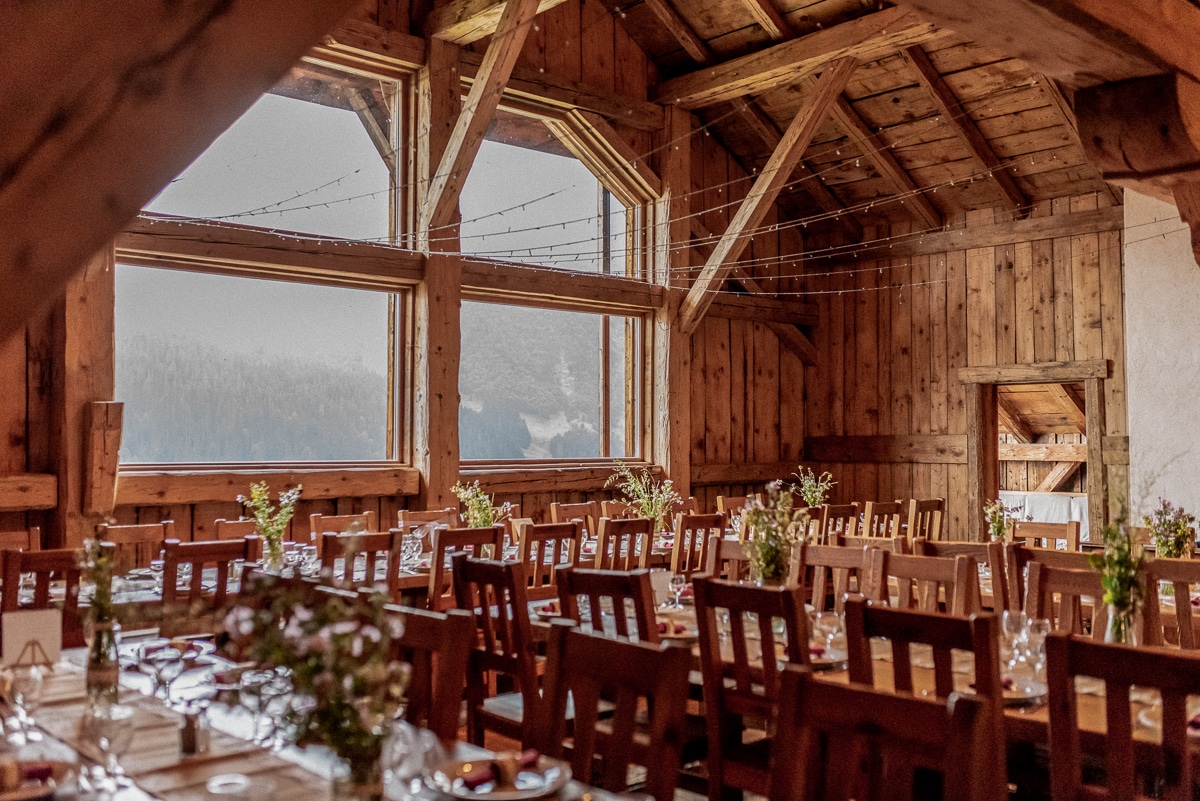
[808,647,848,671]
[427,756,571,801]
[1136,699,1200,737]
[1002,680,1047,706]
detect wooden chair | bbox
[1046,632,1200,801]
[1011,520,1080,551]
[866,549,978,616]
[517,521,583,602]
[817,502,860,543]
[99,520,174,574]
[308,511,379,553]
[506,517,534,549]
[694,576,810,801]
[549,501,600,538]
[452,556,542,747]
[0,527,40,552]
[861,501,905,539]
[1005,544,1092,613]
[717,494,761,519]
[674,495,701,516]
[1143,557,1200,648]
[797,543,875,613]
[397,507,457,551]
[600,499,635,519]
[1025,561,1108,639]
[556,567,659,642]
[319,530,403,599]
[212,518,257,541]
[495,503,522,547]
[839,534,911,554]
[541,619,691,801]
[704,535,753,581]
[769,665,1003,801]
[595,516,653,571]
[1,547,93,649]
[905,498,945,541]
[671,512,722,577]
[384,604,475,744]
[427,525,505,611]
[915,538,1010,611]
[161,536,260,635]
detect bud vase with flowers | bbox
[742,481,811,585]
[1144,497,1195,597]
[237,482,302,574]
[604,462,682,533]
[1089,505,1146,646]
[78,536,120,705]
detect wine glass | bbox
[669,574,687,609]
[299,545,321,577]
[141,644,183,702]
[10,664,43,743]
[815,612,845,654]
[82,703,135,791]
[238,670,273,744]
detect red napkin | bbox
[679,587,694,599]
[462,751,541,790]
[809,646,825,658]
[657,622,686,634]
[21,763,53,783]
[1188,715,1200,731]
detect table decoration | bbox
[741,481,810,585]
[452,481,513,530]
[603,462,681,532]
[791,466,835,508]
[77,538,121,706]
[237,482,302,574]
[984,498,1023,542]
[1145,498,1195,596]
[1089,507,1146,645]
[223,573,410,801]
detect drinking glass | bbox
[82,703,135,791]
[1025,618,1051,682]
[139,643,184,702]
[10,664,43,743]
[400,533,422,571]
[238,670,275,744]
[299,545,321,577]
[669,574,687,609]
[815,612,845,653]
[1000,610,1028,671]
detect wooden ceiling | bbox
[601,0,1112,229]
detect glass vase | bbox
[262,540,286,575]
[1104,603,1141,646]
[86,621,121,706]
[333,749,384,801]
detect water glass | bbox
[82,703,135,791]
[299,545,320,577]
[10,664,43,743]
[669,575,687,609]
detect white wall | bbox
[1124,189,1200,521]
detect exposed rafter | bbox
[422,0,542,233]
[1035,461,1082,492]
[804,75,943,231]
[678,57,858,335]
[997,395,1034,443]
[1035,75,1122,205]
[901,45,1029,213]
[425,0,568,45]
[653,7,936,109]
[739,0,793,41]
[1045,382,1087,433]
[348,88,397,172]
[643,0,711,64]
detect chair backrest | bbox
[838,534,910,554]
[1025,561,1108,639]
[161,537,260,634]
[1046,632,1200,801]
[213,518,258,541]
[818,502,860,543]
[916,538,1010,611]
[548,501,600,538]
[319,530,402,599]
[595,516,653,571]
[600,499,635,519]
[309,511,379,551]
[798,543,875,613]
[427,525,505,611]
[704,534,753,581]
[905,498,945,541]
[541,620,691,801]
[861,501,905,539]
[1,546,92,649]
[1005,544,1092,612]
[694,577,810,726]
[671,512,723,577]
[495,503,522,546]
[384,603,475,743]
[397,508,457,550]
[1012,520,1080,551]
[556,567,658,642]
[867,550,978,616]
[99,520,174,574]
[1143,557,1200,649]
[769,665,1003,801]
[717,494,761,522]
[518,521,583,602]
[0,527,40,552]
[506,517,534,548]
[451,557,540,742]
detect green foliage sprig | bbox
[604,462,682,531]
[224,573,409,782]
[1089,504,1146,642]
[238,482,302,561]
[452,481,512,528]
[743,481,811,583]
[78,538,116,626]
[984,498,1024,542]
[1144,497,1195,559]
[792,466,835,508]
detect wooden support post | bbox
[1085,377,1107,541]
[966,382,998,542]
[653,105,694,497]
[83,402,123,516]
[678,57,857,335]
[414,38,463,510]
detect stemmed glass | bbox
[814,612,846,657]
[400,533,422,572]
[669,574,687,609]
[82,703,135,792]
[139,642,184,702]
[10,664,43,743]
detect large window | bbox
[115,266,398,464]
[459,302,641,460]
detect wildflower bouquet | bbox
[742,481,811,583]
[452,481,512,528]
[237,482,302,569]
[792,466,836,508]
[604,462,682,531]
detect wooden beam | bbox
[678,57,857,335]
[966,383,1000,542]
[997,395,1034,443]
[1034,461,1083,492]
[803,435,968,464]
[1045,382,1088,432]
[117,467,420,506]
[543,110,661,203]
[643,0,712,63]
[1036,74,1124,206]
[653,7,936,109]
[83,402,123,517]
[0,475,58,512]
[901,45,1029,213]
[707,292,819,326]
[0,0,365,347]
[692,461,798,485]
[739,0,793,41]
[811,76,943,231]
[958,359,1110,385]
[422,0,542,232]
[425,0,568,44]
[1102,435,1129,465]
[318,19,426,73]
[805,205,1123,263]
[1173,181,1200,268]
[348,87,397,173]
[461,258,664,311]
[999,443,1087,462]
[1085,377,1107,540]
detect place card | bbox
[2,609,62,665]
